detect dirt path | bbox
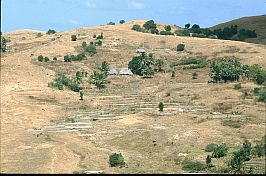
[0,48,80,173]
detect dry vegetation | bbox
[1,20,265,174]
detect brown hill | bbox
[211,15,266,45]
[1,21,266,174]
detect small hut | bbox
[119,68,133,75]
[108,68,118,75]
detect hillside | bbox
[211,15,266,45]
[1,21,266,174]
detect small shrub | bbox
[192,72,198,79]
[109,153,125,167]
[252,135,266,157]
[212,144,228,158]
[93,34,97,38]
[96,33,104,39]
[64,55,72,62]
[71,35,77,41]
[159,102,164,112]
[166,92,171,97]
[44,57,49,62]
[177,44,185,51]
[85,45,97,55]
[171,71,176,78]
[53,57,57,61]
[151,28,159,34]
[132,24,141,31]
[206,155,212,167]
[205,143,218,152]
[47,29,56,35]
[107,22,115,25]
[221,119,241,128]
[82,42,87,48]
[164,25,171,32]
[182,161,207,172]
[234,83,242,90]
[38,55,44,62]
[160,31,174,35]
[120,20,125,24]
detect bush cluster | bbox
[37,55,50,62]
[48,73,80,92]
[64,53,86,62]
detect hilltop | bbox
[211,15,266,45]
[1,20,266,174]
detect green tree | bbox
[206,155,212,167]
[165,25,171,32]
[1,37,7,52]
[185,23,190,29]
[71,35,77,41]
[132,24,141,31]
[38,55,44,62]
[212,143,228,158]
[76,71,83,84]
[107,22,115,25]
[177,44,185,51]
[143,20,157,30]
[109,153,125,167]
[159,102,164,111]
[120,20,125,24]
[85,45,97,55]
[90,70,108,89]
[47,29,56,35]
[128,53,155,77]
[82,41,87,47]
[100,61,110,76]
[80,91,84,100]
[171,71,176,78]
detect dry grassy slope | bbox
[1,21,266,174]
[211,15,266,45]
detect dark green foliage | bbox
[64,55,71,62]
[85,45,97,55]
[76,71,83,84]
[71,35,77,41]
[100,61,110,76]
[177,44,185,51]
[159,102,164,111]
[257,87,266,103]
[90,71,108,89]
[49,73,80,92]
[171,71,176,78]
[192,72,198,79]
[38,55,44,62]
[128,53,155,77]
[192,33,207,38]
[221,119,241,128]
[44,57,49,62]
[47,29,56,35]
[206,155,212,167]
[160,31,174,35]
[53,57,57,61]
[93,34,97,38]
[120,20,125,24]
[1,37,7,52]
[107,22,115,25]
[178,57,208,69]
[229,140,252,173]
[80,91,84,100]
[109,153,125,167]
[182,161,207,172]
[96,33,104,39]
[210,58,243,83]
[90,41,94,45]
[252,135,266,157]
[166,92,171,97]
[205,143,218,152]
[132,24,141,31]
[154,59,166,72]
[182,29,190,36]
[143,20,157,30]
[248,64,266,85]
[82,41,87,48]
[234,83,242,90]
[212,143,228,158]
[164,25,171,32]
[191,24,201,33]
[185,23,190,29]
[95,40,102,46]
[151,28,159,34]
[141,67,155,78]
